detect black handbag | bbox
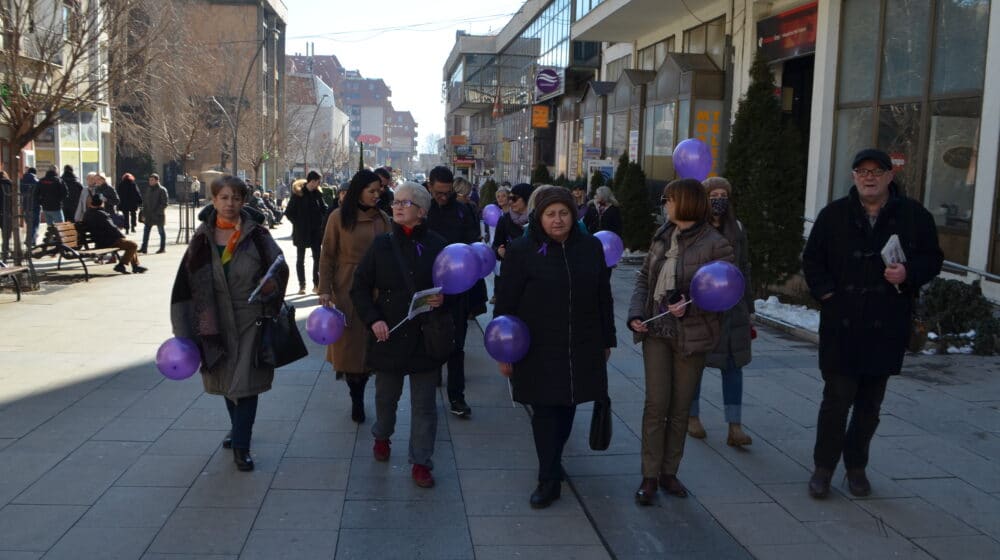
[589,397,613,451]
[255,302,308,368]
[389,233,455,364]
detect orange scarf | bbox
[216,216,241,265]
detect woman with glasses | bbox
[318,169,392,423]
[351,181,448,489]
[492,183,533,262]
[583,186,622,236]
[687,177,755,447]
[627,179,734,504]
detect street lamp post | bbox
[303,93,330,174]
[210,96,236,171]
[221,26,279,177]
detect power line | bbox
[286,12,517,41]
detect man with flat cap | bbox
[802,148,942,499]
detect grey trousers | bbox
[372,370,438,468]
[641,336,706,477]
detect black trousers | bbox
[225,395,259,450]
[531,404,576,482]
[295,240,321,288]
[446,295,469,401]
[124,209,138,232]
[813,372,889,470]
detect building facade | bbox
[285,74,350,181]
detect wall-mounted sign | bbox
[454,145,473,157]
[449,135,468,145]
[534,66,564,102]
[756,1,817,63]
[531,105,550,129]
[357,134,381,144]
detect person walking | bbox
[284,171,328,294]
[170,175,288,472]
[350,181,448,489]
[373,167,395,214]
[583,186,623,236]
[19,168,40,247]
[36,168,68,228]
[118,173,143,233]
[318,169,391,423]
[571,183,589,217]
[687,177,755,447]
[627,178,735,505]
[494,186,616,508]
[491,183,532,291]
[62,166,85,223]
[802,149,943,498]
[139,173,168,253]
[81,194,146,274]
[0,171,13,258]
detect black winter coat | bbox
[351,223,449,375]
[803,185,943,377]
[82,208,124,248]
[427,193,480,245]
[284,188,327,247]
[117,179,143,212]
[583,203,623,236]
[494,219,617,406]
[62,173,86,219]
[491,213,526,259]
[36,174,67,212]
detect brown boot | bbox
[659,474,689,498]
[634,478,658,506]
[727,424,753,447]
[846,468,872,497]
[809,467,833,499]
[687,416,707,439]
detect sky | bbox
[284,0,527,150]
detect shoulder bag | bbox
[389,233,455,363]
[254,301,308,368]
[589,397,613,451]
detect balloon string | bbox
[640,299,693,324]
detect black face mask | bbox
[710,197,730,217]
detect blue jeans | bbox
[141,223,165,251]
[690,354,743,424]
[43,209,65,227]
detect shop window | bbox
[931,0,990,95]
[683,17,725,69]
[837,0,881,104]
[879,0,930,100]
[923,98,980,232]
[876,103,922,193]
[832,107,874,199]
[606,55,631,81]
[643,103,675,157]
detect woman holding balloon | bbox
[170,175,288,472]
[317,169,392,424]
[627,178,734,504]
[350,181,448,489]
[494,186,617,509]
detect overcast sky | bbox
[284,0,526,148]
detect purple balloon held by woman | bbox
[673,138,713,181]
[432,243,479,294]
[306,306,346,345]
[156,337,201,380]
[484,315,531,363]
[482,204,502,227]
[689,261,745,312]
[593,230,624,267]
[470,242,497,279]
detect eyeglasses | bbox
[390,199,416,208]
[853,168,888,178]
[659,196,671,205]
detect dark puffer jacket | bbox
[284,186,328,247]
[705,217,754,369]
[493,216,616,407]
[350,222,448,375]
[628,221,735,355]
[803,185,942,377]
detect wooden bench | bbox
[32,222,121,281]
[0,260,29,301]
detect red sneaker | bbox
[412,464,435,488]
[373,439,390,462]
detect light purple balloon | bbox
[432,243,479,295]
[306,306,346,345]
[470,242,497,279]
[690,261,746,312]
[156,337,201,380]
[673,138,713,181]
[593,230,624,267]
[482,204,502,227]
[484,315,531,363]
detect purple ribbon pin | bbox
[415,242,424,257]
[537,242,548,256]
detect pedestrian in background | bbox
[374,167,395,214]
[351,181,447,489]
[170,175,288,472]
[118,173,143,234]
[802,149,943,499]
[583,186,622,236]
[62,166,85,223]
[36,168,67,228]
[81,193,146,274]
[492,183,532,291]
[284,171,328,294]
[494,186,616,509]
[571,183,589,217]
[139,173,168,254]
[687,177,754,447]
[0,171,13,257]
[318,169,391,423]
[20,167,40,247]
[628,178,734,505]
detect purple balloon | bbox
[689,261,745,312]
[484,315,531,363]
[470,242,497,279]
[156,337,201,380]
[432,243,479,294]
[593,230,624,267]
[306,306,346,345]
[673,138,713,181]
[482,204,502,227]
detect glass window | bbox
[606,55,631,81]
[832,107,875,199]
[838,0,881,104]
[684,25,706,54]
[932,0,990,95]
[582,117,595,147]
[643,103,675,157]
[706,18,726,69]
[677,99,690,142]
[877,102,922,192]
[923,98,980,233]
[879,0,930,100]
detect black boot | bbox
[345,374,368,423]
[233,448,254,471]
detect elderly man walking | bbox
[802,149,942,499]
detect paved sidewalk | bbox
[0,210,998,559]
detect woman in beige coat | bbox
[318,169,391,423]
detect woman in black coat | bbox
[494,186,616,509]
[582,186,623,236]
[351,181,448,490]
[117,173,143,233]
[283,171,328,294]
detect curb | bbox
[754,313,819,345]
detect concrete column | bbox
[803,0,841,233]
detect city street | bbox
[0,210,999,559]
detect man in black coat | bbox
[82,194,146,274]
[425,166,480,419]
[374,167,395,215]
[36,168,68,227]
[802,148,943,499]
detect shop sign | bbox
[449,135,468,145]
[756,1,818,62]
[583,146,602,160]
[472,144,485,159]
[531,105,550,129]
[455,145,473,157]
[534,66,564,102]
[692,100,723,178]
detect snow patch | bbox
[754,296,819,333]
